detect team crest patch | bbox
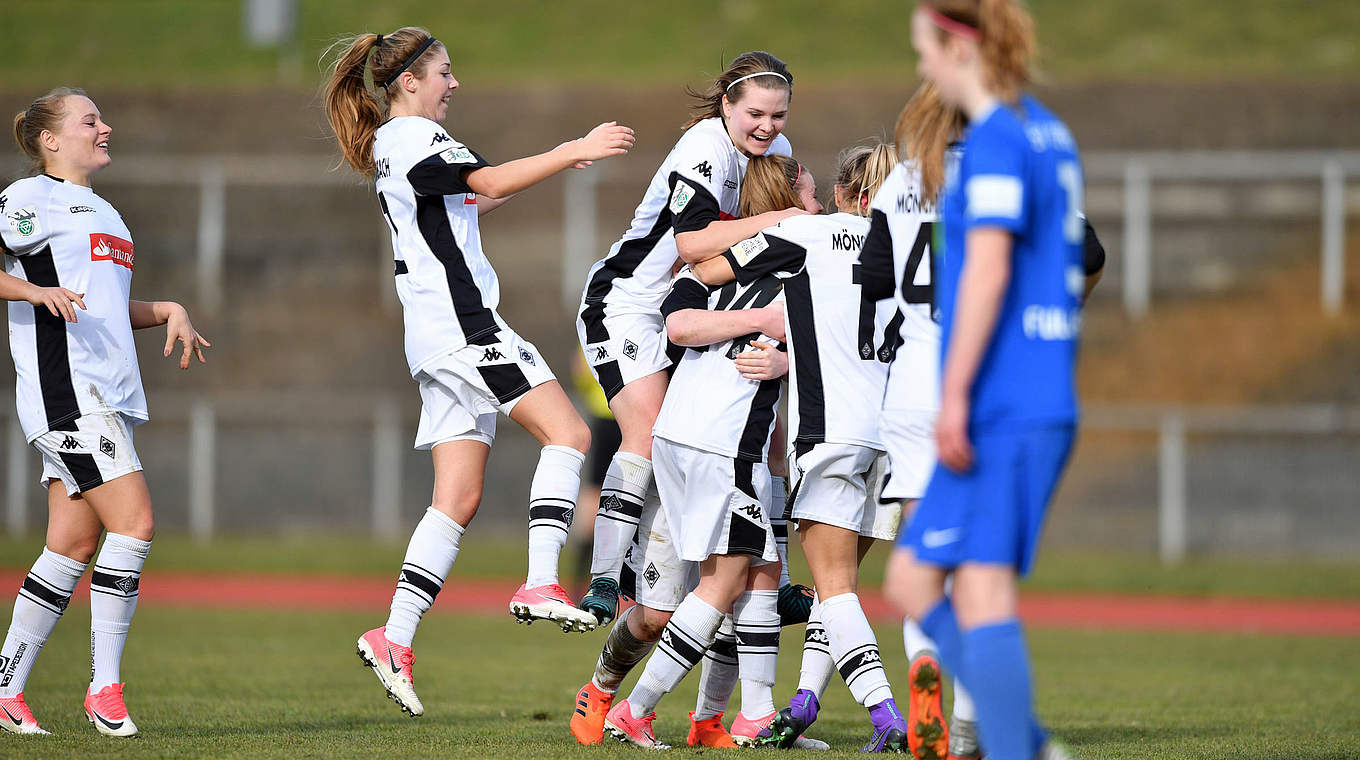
[99,436,116,459]
[622,340,639,360]
[518,347,536,366]
[669,180,695,214]
[440,146,475,164]
[114,576,139,594]
[7,206,40,237]
[600,494,623,514]
[731,233,769,266]
[643,563,660,589]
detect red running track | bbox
[2,571,1357,637]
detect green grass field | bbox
[1,0,1356,88]
[0,608,1356,759]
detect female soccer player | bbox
[0,87,211,737]
[886,3,1087,759]
[597,155,820,750]
[576,51,806,626]
[323,27,634,716]
[690,143,912,752]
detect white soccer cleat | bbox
[0,693,49,735]
[357,627,424,717]
[84,683,138,737]
[509,583,597,633]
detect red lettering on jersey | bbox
[89,233,134,270]
[719,212,736,221]
[464,193,477,205]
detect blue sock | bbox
[961,620,1046,760]
[919,597,964,680]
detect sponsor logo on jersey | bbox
[375,158,391,179]
[831,229,865,252]
[69,205,96,214]
[518,347,536,366]
[622,340,638,360]
[723,179,738,190]
[99,435,116,459]
[668,180,695,215]
[439,146,475,164]
[691,161,713,181]
[7,206,40,237]
[1022,305,1082,341]
[89,233,135,270]
[430,132,452,145]
[463,193,477,205]
[730,233,769,266]
[59,435,82,451]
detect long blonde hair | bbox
[739,154,806,217]
[834,141,898,216]
[894,82,965,202]
[920,0,1036,103]
[323,27,445,178]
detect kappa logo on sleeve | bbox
[669,180,695,215]
[692,161,713,181]
[730,233,769,266]
[89,233,135,270]
[7,206,40,237]
[430,132,452,146]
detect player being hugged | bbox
[884,3,1088,759]
[689,143,914,752]
[576,52,806,627]
[323,27,634,716]
[0,88,211,738]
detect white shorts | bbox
[576,308,672,403]
[33,412,143,497]
[652,437,778,564]
[413,330,556,450]
[789,443,900,541]
[879,408,938,501]
[619,485,698,612]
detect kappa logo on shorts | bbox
[738,503,764,523]
[481,347,506,363]
[622,340,639,361]
[518,347,536,366]
[99,435,116,459]
[643,562,660,589]
[59,435,82,451]
[592,346,610,362]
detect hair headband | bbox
[380,36,439,89]
[726,71,789,92]
[927,8,981,42]
[794,162,803,187]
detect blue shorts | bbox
[899,424,1075,576]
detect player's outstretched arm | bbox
[675,208,806,265]
[462,121,634,199]
[129,300,211,370]
[665,303,784,348]
[0,271,85,323]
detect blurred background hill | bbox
[0,1,1355,561]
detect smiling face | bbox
[395,44,457,122]
[721,84,790,156]
[40,95,111,181]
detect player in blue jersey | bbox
[884,2,1086,759]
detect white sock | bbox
[386,507,465,647]
[589,453,651,580]
[733,588,779,719]
[903,616,937,661]
[952,677,977,722]
[796,595,834,697]
[768,476,790,587]
[0,548,86,697]
[693,615,738,720]
[821,592,893,708]
[627,594,724,718]
[89,533,151,692]
[526,445,585,588]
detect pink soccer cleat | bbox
[0,693,49,735]
[356,627,423,717]
[84,683,138,737]
[509,583,597,633]
[603,699,670,749]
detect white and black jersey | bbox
[651,268,785,462]
[579,117,791,327]
[721,213,896,451]
[859,160,945,411]
[1,174,146,442]
[373,115,500,376]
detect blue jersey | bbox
[938,94,1085,430]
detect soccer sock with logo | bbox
[590,605,656,694]
[961,620,1046,760]
[768,476,791,587]
[89,533,151,692]
[526,445,586,588]
[693,615,738,720]
[733,588,779,719]
[386,507,465,647]
[796,594,835,697]
[0,548,86,698]
[820,592,893,708]
[589,452,651,581]
[627,594,725,718]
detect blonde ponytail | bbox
[894,82,966,202]
[834,141,899,216]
